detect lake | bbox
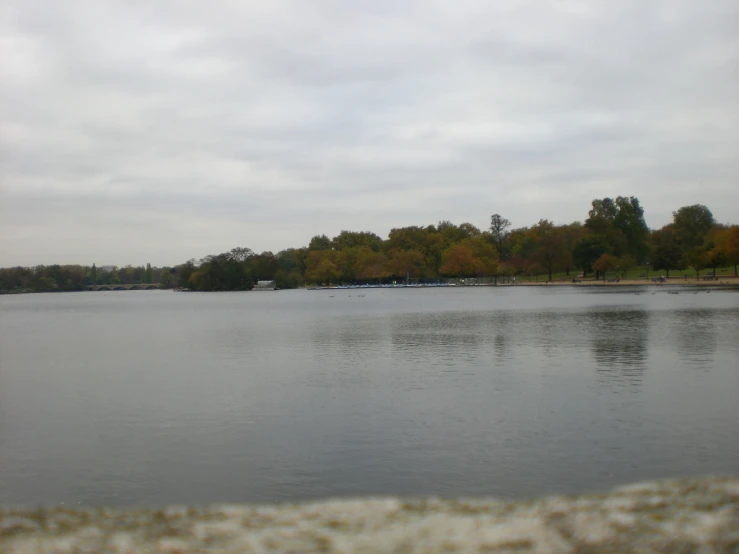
[1,286,738,507]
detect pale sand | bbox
[1,476,737,553]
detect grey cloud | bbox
[1,0,738,266]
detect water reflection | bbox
[2,289,739,506]
[586,309,649,388]
[673,309,718,369]
[389,312,483,352]
[493,312,513,364]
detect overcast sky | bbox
[1,1,737,266]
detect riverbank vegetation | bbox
[2,198,738,293]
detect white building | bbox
[252,280,276,291]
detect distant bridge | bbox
[88,284,161,291]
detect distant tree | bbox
[304,251,341,284]
[592,253,619,280]
[497,262,516,283]
[573,235,611,277]
[464,237,499,276]
[713,225,739,276]
[707,249,728,276]
[613,196,650,262]
[458,222,482,238]
[683,247,710,279]
[440,244,478,277]
[331,230,383,252]
[422,232,445,277]
[586,196,647,261]
[650,225,683,278]
[308,234,332,251]
[489,214,512,258]
[277,248,307,275]
[306,258,341,285]
[673,204,714,249]
[354,249,390,282]
[387,249,426,281]
[531,219,568,281]
[91,263,97,285]
[617,255,636,278]
[229,247,255,262]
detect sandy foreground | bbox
[1,477,737,553]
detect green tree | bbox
[673,204,714,249]
[650,225,683,277]
[683,247,709,279]
[531,219,568,281]
[331,230,384,252]
[613,196,649,262]
[573,235,611,277]
[308,234,332,251]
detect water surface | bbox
[1,286,737,506]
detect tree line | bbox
[2,198,738,293]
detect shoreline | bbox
[1,476,737,552]
[3,277,738,295]
[506,277,738,287]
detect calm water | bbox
[1,287,738,507]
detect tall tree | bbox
[531,219,568,281]
[573,235,611,277]
[673,204,715,249]
[586,198,618,234]
[613,196,650,262]
[489,214,512,258]
[650,226,682,277]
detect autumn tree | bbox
[440,244,479,277]
[304,250,343,285]
[713,226,739,276]
[354,249,390,282]
[387,249,426,280]
[592,253,620,280]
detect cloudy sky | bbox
[1,1,737,266]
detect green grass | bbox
[535,265,738,282]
